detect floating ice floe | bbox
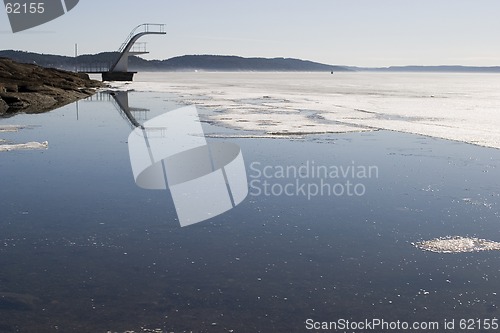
[413,236,500,253]
[0,141,48,152]
[0,125,25,133]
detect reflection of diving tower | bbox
[102,24,166,82]
[81,91,149,128]
[109,91,148,128]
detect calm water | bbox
[0,86,500,332]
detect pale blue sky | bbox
[1,0,500,67]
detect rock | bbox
[17,84,53,93]
[0,94,29,110]
[0,97,8,114]
[4,84,18,93]
[0,57,104,116]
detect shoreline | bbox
[0,57,104,118]
[0,57,103,151]
[3,69,499,152]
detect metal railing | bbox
[77,63,111,73]
[130,42,147,53]
[83,92,112,102]
[118,23,166,53]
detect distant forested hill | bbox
[0,50,349,72]
[159,55,350,71]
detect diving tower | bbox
[101,23,166,81]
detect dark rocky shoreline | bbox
[0,57,104,117]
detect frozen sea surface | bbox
[109,72,500,148]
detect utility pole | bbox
[74,43,78,72]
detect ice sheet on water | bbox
[107,73,500,148]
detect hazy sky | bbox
[1,0,500,67]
